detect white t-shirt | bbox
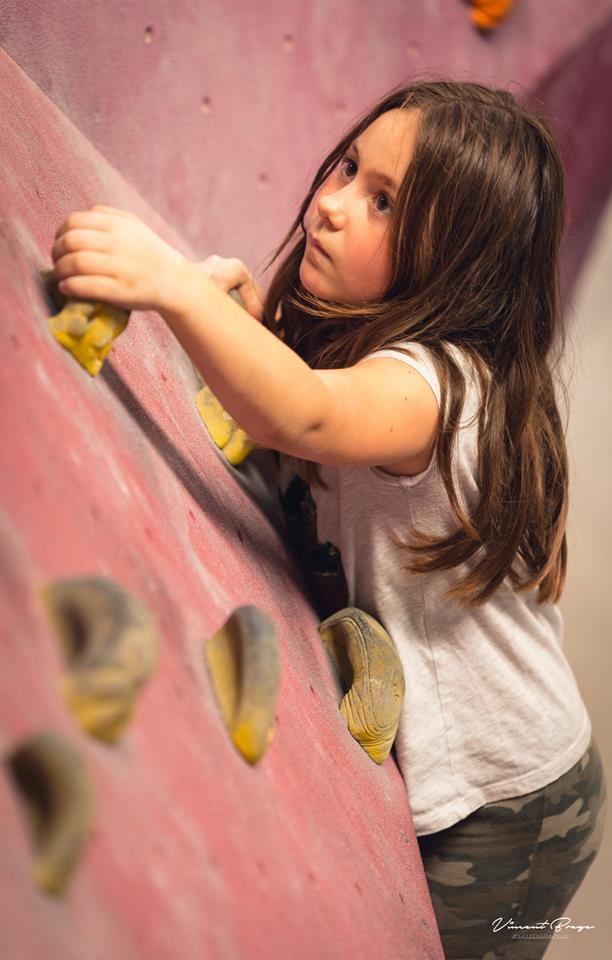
[277,340,592,835]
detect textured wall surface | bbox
[1,2,611,958]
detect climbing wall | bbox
[0,45,444,960]
[1,3,611,959]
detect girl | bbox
[51,80,606,959]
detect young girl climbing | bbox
[51,79,606,959]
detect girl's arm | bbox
[160,260,328,447]
[163,262,439,470]
[51,206,438,469]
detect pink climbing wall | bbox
[0,34,443,960]
[1,3,611,959]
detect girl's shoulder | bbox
[361,339,486,408]
[360,339,443,407]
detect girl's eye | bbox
[374,193,392,215]
[339,156,393,215]
[340,157,357,177]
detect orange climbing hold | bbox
[470,0,515,31]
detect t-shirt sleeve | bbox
[359,341,441,408]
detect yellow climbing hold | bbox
[318,607,405,764]
[205,605,280,765]
[195,385,257,465]
[40,577,159,744]
[193,287,258,465]
[41,268,130,376]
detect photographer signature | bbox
[492,917,594,934]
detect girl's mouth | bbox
[309,235,332,260]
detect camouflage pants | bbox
[416,735,607,959]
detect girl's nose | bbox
[316,187,346,229]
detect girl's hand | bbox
[51,205,189,312]
[195,255,264,322]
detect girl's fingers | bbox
[54,210,111,239]
[91,204,140,220]
[198,256,248,288]
[194,256,220,278]
[193,255,264,320]
[53,250,117,281]
[238,281,264,322]
[51,228,111,261]
[54,206,136,241]
[56,273,123,304]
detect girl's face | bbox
[300,108,420,303]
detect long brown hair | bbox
[261,79,569,607]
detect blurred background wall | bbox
[556,192,612,959]
[1,0,610,294]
